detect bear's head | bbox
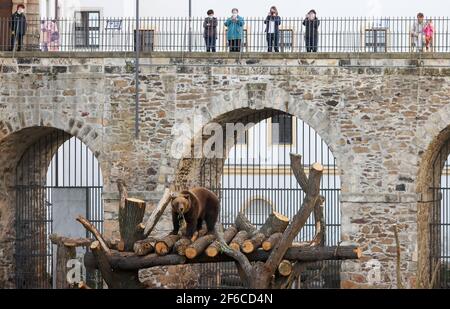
[171,192,192,215]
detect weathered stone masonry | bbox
[1,52,450,288]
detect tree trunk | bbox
[90,241,142,289]
[206,225,238,257]
[84,245,361,271]
[264,163,324,280]
[259,212,290,237]
[155,234,181,255]
[54,242,76,288]
[235,212,257,235]
[119,197,146,251]
[185,234,216,259]
[241,232,266,254]
[173,237,192,256]
[229,230,249,251]
[262,233,283,251]
[133,238,156,256]
[143,188,172,237]
[311,196,326,246]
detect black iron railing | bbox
[1,16,449,53]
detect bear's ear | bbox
[170,192,179,199]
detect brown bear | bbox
[170,187,219,240]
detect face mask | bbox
[209,14,214,17]
[232,12,238,16]
[18,9,24,14]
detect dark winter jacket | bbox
[11,12,27,35]
[203,17,218,38]
[302,18,320,38]
[264,15,281,33]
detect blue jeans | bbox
[205,36,216,52]
[267,33,279,52]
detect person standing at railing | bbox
[303,9,320,52]
[10,4,27,52]
[423,19,434,52]
[40,19,60,52]
[411,13,425,52]
[264,6,281,52]
[225,8,245,52]
[203,9,218,52]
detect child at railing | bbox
[423,19,434,52]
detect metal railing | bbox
[1,16,449,53]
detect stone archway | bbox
[0,119,104,288]
[172,100,343,288]
[416,123,450,288]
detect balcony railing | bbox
[1,16,449,53]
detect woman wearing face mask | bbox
[203,9,218,52]
[303,9,320,52]
[264,6,281,52]
[224,8,245,52]
[10,4,27,52]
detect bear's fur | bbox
[170,187,219,239]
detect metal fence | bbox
[14,130,103,289]
[430,141,450,289]
[198,110,341,289]
[1,16,450,53]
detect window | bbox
[134,29,154,52]
[271,114,293,144]
[279,29,293,52]
[75,11,100,48]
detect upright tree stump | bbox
[119,197,146,251]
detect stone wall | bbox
[1,52,450,288]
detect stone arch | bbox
[415,103,450,288]
[173,86,345,189]
[171,86,344,289]
[0,113,105,288]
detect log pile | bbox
[54,154,362,289]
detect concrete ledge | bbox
[2,51,450,60]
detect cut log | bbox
[259,212,289,237]
[119,197,146,251]
[143,188,172,237]
[49,234,93,247]
[173,238,192,256]
[133,238,156,256]
[289,153,308,191]
[235,212,257,235]
[185,234,216,259]
[241,232,266,254]
[155,234,181,256]
[84,245,361,271]
[262,233,283,251]
[278,260,293,276]
[229,231,249,251]
[206,225,238,257]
